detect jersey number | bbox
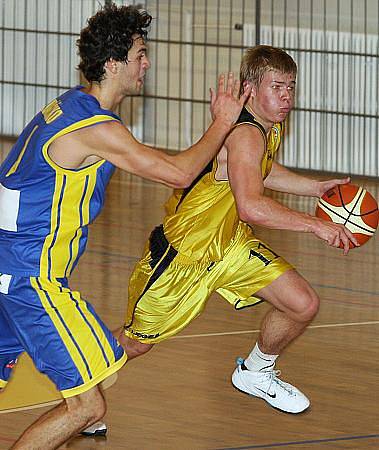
[249,243,279,266]
[0,183,20,232]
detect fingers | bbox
[217,72,239,95]
[217,73,226,94]
[321,221,359,255]
[343,226,360,248]
[338,231,350,255]
[326,230,348,254]
[239,81,252,104]
[215,72,251,101]
[233,79,240,98]
[331,234,341,248]
[335,176,351,186]
[330,226,359,255]
[226,72,235,95]
[209,87,215,107]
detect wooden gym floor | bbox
[0,160,378,449]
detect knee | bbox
[127,339,154,360]
[118,332,154,360]
[295,290,320,323]
[66,386,106,426]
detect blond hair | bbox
[239,45,297,95]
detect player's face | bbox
[121,35,150,95]
[251,70,296,129]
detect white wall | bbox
[0,0,378,175]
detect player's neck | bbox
[83,81,124,111]
[245,101,273,134]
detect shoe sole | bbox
[80,429,107,437]
[231,382,310,415]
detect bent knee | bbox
[293,290,320,323]
[66,386,106,424]
[120,333,154,359]
[127,339,154,359]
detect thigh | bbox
[1,276,127,398]
[255,269,319,321]
[215,232,293,310]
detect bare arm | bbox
[49,73,251,189]
[265,161,351,197]
[226,126,359,254]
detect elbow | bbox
[170,171,193,189]
[237,201,265,226]
[180,172,194,188]
[237,205,253,223]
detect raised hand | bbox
[209,72,251,125]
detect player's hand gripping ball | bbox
[315,183,379,248]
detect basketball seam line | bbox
[338,185,363,226]
[318,199,375,234]
[337,186,378,216]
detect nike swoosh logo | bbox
[255,387,276,399]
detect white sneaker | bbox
[80,421,107,436]
[232,358,310,414]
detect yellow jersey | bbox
[163,107,283,265]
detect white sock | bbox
[244,343,278,372]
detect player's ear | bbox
[250,83,258,99]
[104,59,118,75]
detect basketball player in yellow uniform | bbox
[118,46,358,414]
[0,4,251,448]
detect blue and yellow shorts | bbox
[0,275,127,398]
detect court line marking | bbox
[215,434,379,450]
[312,282,379,297]
[172,320,379,340]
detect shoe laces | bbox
[263,369,296,397]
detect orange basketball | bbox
[315,184,379,248]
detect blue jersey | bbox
[0,86,121,277]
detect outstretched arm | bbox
[49,73,251,189]
[226,126,359,254]
[164,72,252,186]
[264,161,350,197]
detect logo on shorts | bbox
[127,328,160,340]
[6,359,18,369]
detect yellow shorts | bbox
[124,225,293,343]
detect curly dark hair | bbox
[77,3,152,83]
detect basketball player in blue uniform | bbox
[0,4,251,448]
[115,46,358,415]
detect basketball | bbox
[315,183,379,248]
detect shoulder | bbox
[227,107,266,149]
[234,107,266,139]
[63,120,132,154]
[59,87,121,123]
